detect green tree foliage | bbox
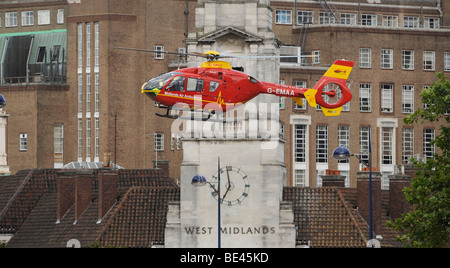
[388,73,450,248]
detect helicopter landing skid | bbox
[155,108,213,121]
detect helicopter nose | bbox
[141,82,160,100]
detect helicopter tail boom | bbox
[261,60,355,117]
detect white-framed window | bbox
[37,10,50,25]
[94,22,99,70]
[423,129,435,159]
[403,16,419,28]
[74,72,84,114]
[276,10,292,25]
[338,83,351,112]
[361,14,377,26]
[381,127,393,165]
[54,124,64,168]
[154,46,164,59]
[154,133,164,151]
[78,119,83,160]
[86,74,91,113]
[78,74,83,113]
[86,23,91,70]
[95,73,100,113]
[77,23,83,71]
[297,11,313,24]
[21,11,34,26]
[95,118,100,161]
[402,85,414,114]
[402,128,414,164]
[312,50,320,64]
[382,15,398,27]
[294,81,306,110]
[402,50,414,70]
[20,134,28,151]
[86,118,91,160]
[423,51,435,71]
[171,133,175,151]
[57,9,64,24]
[338,126,350,164]
[316,125,328,163]
[381,49,393,69]
[316,168,327,187]
[294,124,306,163]
[319,12,336,24]
[294,169,306,187]
[5,12,18,27]
[359,48,371,68]
[424,17,439,29]
[280,46,301,65]
[340,13,356,25]
[359,126,371,163]
[381,84,393,113]
[445,52,450,72]
[359,83,371,112]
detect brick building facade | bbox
[0,0,448,190]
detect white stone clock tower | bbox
[165,0,296,248]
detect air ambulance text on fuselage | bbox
[266,88,295,96]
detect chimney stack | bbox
[97,169,118,222]
[321,169,346,187]
[357,171,382,235]
[56,171,75,222]
[57,170,93,224]
[74,171,92,223]
[153,160,170,176]
[388,173,411,220]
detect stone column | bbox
[0,110,10,176]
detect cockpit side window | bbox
[249,76,258,84]
[209,81,220,92]
[186,78,204,92]
[166,76,186,91]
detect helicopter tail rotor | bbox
[311,60,355,116]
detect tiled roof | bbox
[284,187,367,248]
[0,169,56,234]
[283,187,403,248]
[2,169,179,248]
[99,186,180,248]
[2,168,403,248]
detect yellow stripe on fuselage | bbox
[159,92,238,106]
[323,64,353,80]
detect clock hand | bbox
[223,168,232,199]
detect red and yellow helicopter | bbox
[118,48,355,119]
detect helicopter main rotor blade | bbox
[113,47,205,58]
[114,47,317,60]
[218,55,317,59]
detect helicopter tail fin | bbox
[311,60,355,117]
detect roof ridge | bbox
[0,169,36,219]
[335,188,368,246]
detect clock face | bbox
[210,166,250,206]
